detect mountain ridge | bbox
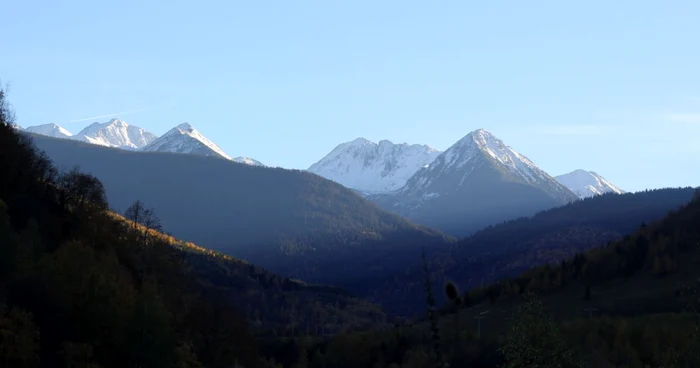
[308,137,441,194]
[70,118,157,150]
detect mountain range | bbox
[308,129,628,235]
[24,119,626,238]
[309,132,623,202]
[22,119,264,166]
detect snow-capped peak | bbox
[433,129,536,181]
[399,128,577,203]
[141,122,233,160]
[308,137,442,194]
[555,169,625,198]
[71,118,157,150]
[24,123,73,138]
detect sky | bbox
[2,1,699,192]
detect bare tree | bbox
[125,200,145,230]
[125,200,162,244]
[141,207,162,238]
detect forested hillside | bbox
[365,188,695,316]
[444,188,697,284]
[266,187,700,367]
[27,133,453,298]
[0,90,383,368]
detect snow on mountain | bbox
[371,129,579,235]
[24,123,73,138]
[140,122,233,160]
[232,156,265,166]
[308,138,442,194]
[398,129,576,202]
[555,169,625,198]
[71,119,157,150]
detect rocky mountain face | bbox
[308,138,441,194]
[71,119,157,150]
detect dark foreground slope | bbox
[27,133,452,294]
[0,114,385,367]
[268,189,700,368]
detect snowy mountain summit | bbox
[308,138,441,194]
[141,122,233,160]
[71,119,157,150]
[397,129,576,202]
[370,129,579,235]
[25,123,73,138]
[555,169,624,198]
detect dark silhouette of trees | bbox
[125,200,162,243]
[57,167,108,214]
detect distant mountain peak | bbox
[309,138,442,194]
[371,129,579,235]
[555,170,624,198]
[142,123,233,160]
[71,119,157,150]
[25,123,73,138]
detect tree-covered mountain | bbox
[26,132,453,301]
[0,90,392,367]
[366,187,696,315]
[267,186,700,368]
[442,187,697,283]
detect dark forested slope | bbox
[442,188,697,284]
[27,133,452,295]
[366,187,695,316]
[267,189,700,368]
[0,92,385,367]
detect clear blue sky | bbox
[2,1,699,192]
